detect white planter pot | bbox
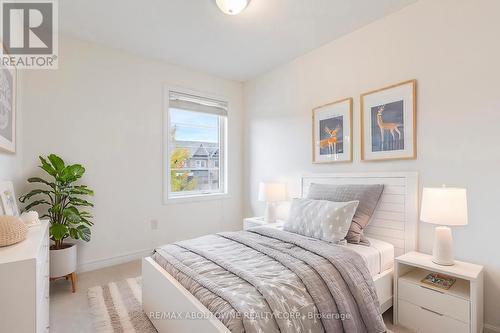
[50,243,77,278]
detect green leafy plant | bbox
[19,154,94,250]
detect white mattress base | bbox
[346,237,394,276]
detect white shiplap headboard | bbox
[301,172,418,257]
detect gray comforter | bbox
[152,227,386,333]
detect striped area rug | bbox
[88,277,157,333]
[89,277,395,333]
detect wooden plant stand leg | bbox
[69,272,77,293]
[49,272,78,293]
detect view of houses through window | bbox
[167,92,227,199]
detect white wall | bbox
[0,151,21,183]
[21,36,244,271]
[243,0,500,329]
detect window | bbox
[165,90,227,200]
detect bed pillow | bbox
[284,198,359,244]
[306,183,384,245]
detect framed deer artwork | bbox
[361,80,416,161]
[312,97,352,163]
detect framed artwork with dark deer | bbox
[361,80,416,161]
[312,97,352,163]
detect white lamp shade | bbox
[420,187,468,226]
[258,182,287,202]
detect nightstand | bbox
[394,251,483,333]
[243,217,284,230]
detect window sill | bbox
[163,192,230,205]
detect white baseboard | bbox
[485,324,500,333]
[77,248,154,273]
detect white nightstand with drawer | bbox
[243,217,284,230]
[394,251,483,333]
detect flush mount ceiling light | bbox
[216,0,250,15]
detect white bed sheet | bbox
[346,237,394,276]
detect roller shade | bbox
[169,91,228,117]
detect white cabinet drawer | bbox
[37,284,50,333]
[398,299,468,333]
[37,233,49,265]
[36,235,50,305]
[0,220,50,333]
[37,258,49,295]
[398,278,470,322]
[37,273,50,333]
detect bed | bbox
[142,172,418,333]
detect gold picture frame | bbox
[312,97,353,163]
[360,80,416,161]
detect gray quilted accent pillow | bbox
[306,183,384,245]
[284,198,359,244]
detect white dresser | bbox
[0,220,50,333]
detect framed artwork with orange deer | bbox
[361,80,416,161]
[312,97,352,163]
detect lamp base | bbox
[432,226,455,266]
[264,202,277,223]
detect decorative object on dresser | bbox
[257,181,287,223]
[394,251,483,333]
[243,216,284,230]
[21,210,42,227]
[360,79,416,161]
[0,62,17,153]
[420,186,468,266]
[312,97,353,163]
[0,215,28,247]
[19,154,95,292]
[0,220,50,332]
[0,180,19,216]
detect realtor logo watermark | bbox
[0,0,58,69]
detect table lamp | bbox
[258,182,287,223]
[420,186,468,266]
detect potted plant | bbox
[19,154,94,279]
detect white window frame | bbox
[163,87,229,203]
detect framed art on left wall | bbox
[0,48,16,153]
[312,97,352,163]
